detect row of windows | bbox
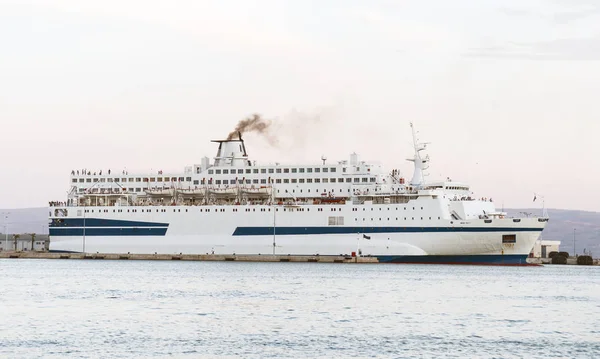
[85,207,324,213]
[207,177,377,185]
[353,206,425,211]
[355,217,442,221]
[74,176,378,185]
[83,207,437,214]
[209,167,339,175]
[74,177,192,184]
[79,186,381,194]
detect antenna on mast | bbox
[406,122,430,187]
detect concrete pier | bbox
[0,251,379,263]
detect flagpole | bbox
[357,233,360,262]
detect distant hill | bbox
[506,208,600,257]
[0,207,48,235]
[1,207,599,257]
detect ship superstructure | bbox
[49,124,548,264]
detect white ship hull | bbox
[49,202,545,265]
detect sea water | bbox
[1,260,598,358]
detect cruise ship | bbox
[49,122,548,264]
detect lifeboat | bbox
[241,186,271,195]
[177,188,206,196]
[208,187,238,195]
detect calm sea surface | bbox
[1,260,599,358]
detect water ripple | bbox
[0,260,599,358]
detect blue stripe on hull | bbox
[232,226,543,236]
[50,218,169,228]
[49,227,167,236]
[376,254,529,265]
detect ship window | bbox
[253,179,259,184]
[268,169,274,174]
[370,178,376,182]
[178,177,184,181]
[238,169,243,174]
[283,179,289,183]
[361,178,368,182]
[215,180,221,184]
[291,179,297,183]
[283,168,289,173]
[502,234,516,243]
[307,168,313,173]
[246,169,251,174]
[223,170,229,174]
[330,178,336,183]
[331,168,336,172]
[307,179,313,183]
[276,168,281,173]
[93,178,98,182]
[163,177,169,182]
[343,168,347,172]
[208,170,213,174]
[253,169,259,174]
[79,179,84,183]
[136,188,141,192]
[299,179,305,183]
[261,169,266,173]
[315,179,320,183]
[323,168,328,173]
[276,179,282,183]
[108,178,113,182]
[157,178,163,182]
[135,178,140,182]
[322,178,328,183]
[215,170,221,174]
[261,179,267,184]
[315,168,320,173]
[345,178,351,183]
[299,168,305,173]
[354,178,359,183]
[291,168,297,173]
[223,180,229,185]
[72,179,77,183]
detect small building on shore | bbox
[0,234,49,252]
[530,240,561,258]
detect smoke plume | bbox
[227,114,277,145]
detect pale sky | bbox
[1,0,599,211]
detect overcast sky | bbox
[1,0,599,211]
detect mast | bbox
[406,122,430,187]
